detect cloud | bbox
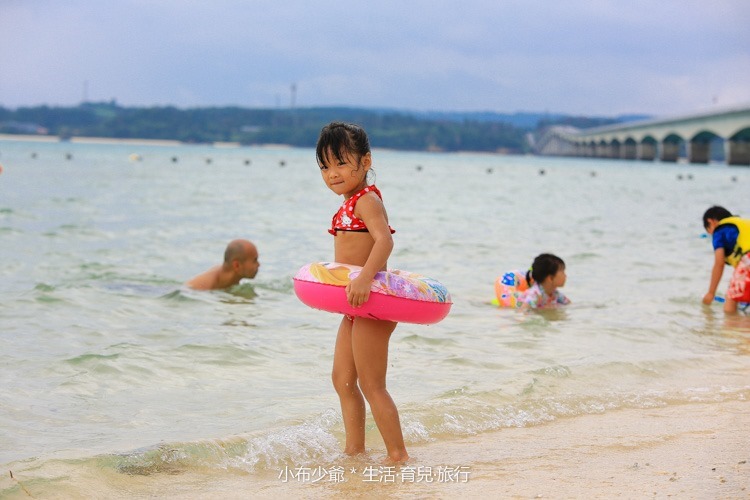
[1,0,748,115]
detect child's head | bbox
[528,253,566,289]
[702,205,732,232]
[316,122,371,168]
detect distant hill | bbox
[0,102,651,154]
[400,110,651,129]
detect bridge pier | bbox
[689,142,710,164]
[623,142,637,159]
[727,141,750,165]
[638,142,656,161]
[660,142,680,162]
[534,108,749,164]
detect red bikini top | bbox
[329,185,395,236]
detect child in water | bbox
[315,122,408,463]
[519,253,571,310]
[701,205,750,313]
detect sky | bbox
[1,0,749,117]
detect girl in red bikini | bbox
[315,122,408,464]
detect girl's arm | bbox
[702,248,725,304]
[346,194,394,307]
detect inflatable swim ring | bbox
[494,270,530,308]
[293,262,452,324]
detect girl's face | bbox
[549,267,567,289]
[318,148,371,198]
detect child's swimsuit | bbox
[329,185,395,235]
[727,254,750,302]
[518,283,570,309]
[714,216,750,302]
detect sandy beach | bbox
[3,399,746,499]
[264,400,750,499]
[418,400,749,499]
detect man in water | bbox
[186,239,260,290]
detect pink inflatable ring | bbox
[294,262,452,325]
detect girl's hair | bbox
[702,205,732,229]
[315,122,371,167]
[526,253,565,285]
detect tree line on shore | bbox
[0,102,620,154]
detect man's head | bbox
[224,239,260,279]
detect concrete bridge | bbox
[534,105,750,165]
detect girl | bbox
[519,253,571,310]
[315,122,408,463]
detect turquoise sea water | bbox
[0,138,748,495]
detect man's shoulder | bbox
[186,266,222,290]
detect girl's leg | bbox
[331,316,366,455]
[723,296,738,314]
[351,318,408,463]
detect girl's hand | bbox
[702,292,715,305]
[346,275,371,307]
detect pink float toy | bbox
[293,262,452,325]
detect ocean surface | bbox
[1,138,749,497]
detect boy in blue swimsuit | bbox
[702,206,750,313]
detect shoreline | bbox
[3,400,747,498]
[265,399,750,498]
[413,399,750,498]
[0,134,516,155]
[0,134,300,150]
[0,133,182,147]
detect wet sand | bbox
[271,400,750,499]
[3,400,747,499]
[414,400,749,498]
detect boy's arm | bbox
[702,248,725,304]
